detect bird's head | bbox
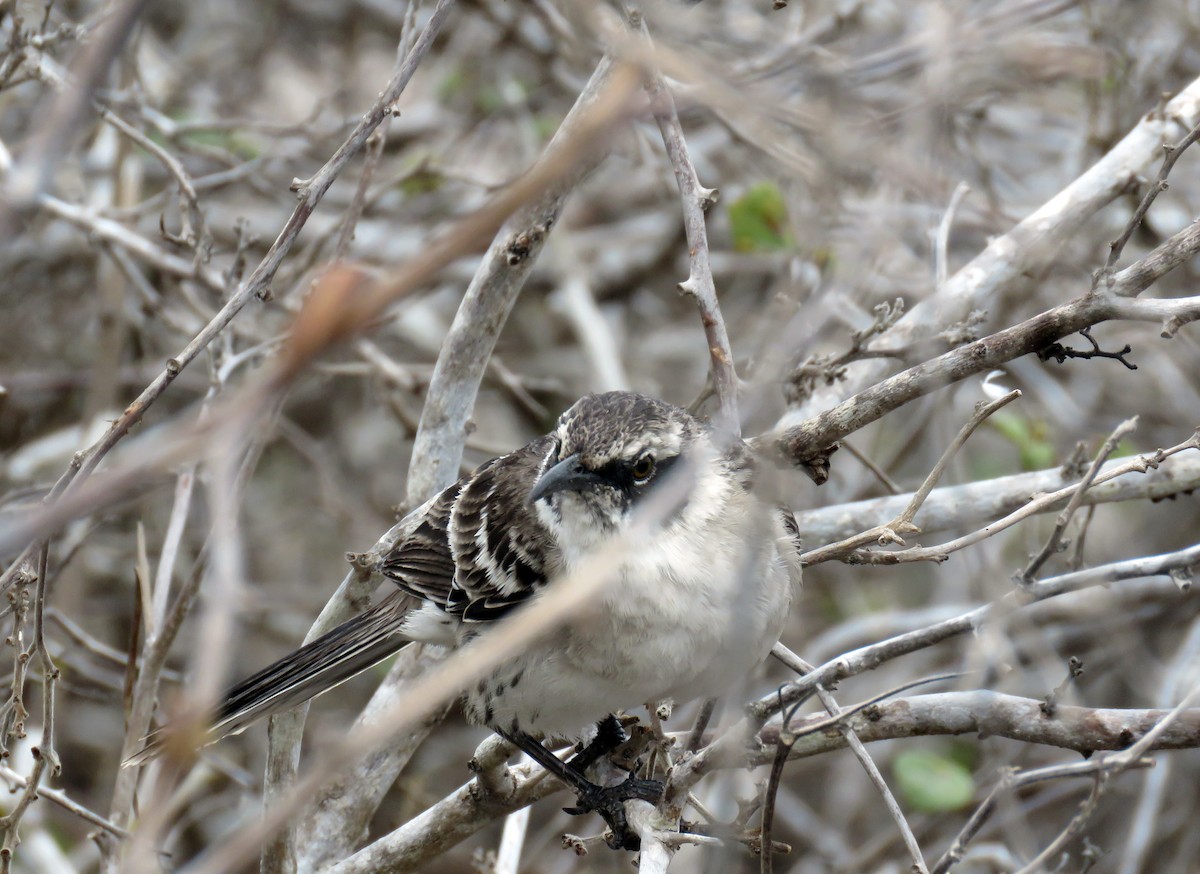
[529,392,704,534]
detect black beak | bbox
[529,454,602,504]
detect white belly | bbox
[468,507,795,738]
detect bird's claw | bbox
[563,777,664,850]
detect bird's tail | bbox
[124,592,412,766]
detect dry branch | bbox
[768,73,1200,439]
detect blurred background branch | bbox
[2,0,1200,871]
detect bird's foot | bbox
[563,776,664,850]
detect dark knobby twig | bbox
[1037,326,1137,370]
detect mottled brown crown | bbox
[553,392,699,468]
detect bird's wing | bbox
[378,435,558,623]
[447,435,557,622]
[378,481,462,607]
[127,438,559,766]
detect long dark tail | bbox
[125,592,412,766]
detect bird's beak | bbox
[529,454,602,504]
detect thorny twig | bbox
[788,299,907,403]
[770,274,1200,471]
[1099,118,1200,280]
[770,644,929,874]
[935,183,971,288]
[0,541,60,861]
[931,756,1153,874]
[0,764,129,839]
[635,9,740,434]
[819,430,1199,567]
[759,539,1200,720]
[1017,416,1138,584]
[1040,656,1084,718]
[98,105,211,260]
[802,389,1021,566]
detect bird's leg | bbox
[497,725,663,850]
[568,713,627,771]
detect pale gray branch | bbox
[769,74,1200,439]
[793,450,1200,548]
[406,54,621,505]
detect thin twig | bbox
[1012,774,1107,874]
[838,431,1198,567]
[802,389,1021,565]
[0,541,58,855]
[1017,416,1138,583]
[932,757,1152,874]
[935,182,971,288]
[758,540,1200,720]
[0,764,130,839]
[636,9,739,434]
[1101,118,1200,277]
[98,105,210,254]
[840,439,903,495]
[773,644,928,873]
[332,127,388,262]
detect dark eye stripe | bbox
[592,454,679,497]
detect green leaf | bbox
[991,412,1056,471]
[728,182,792,252]
[893,748,976,812]
[437,67,467,101]
[398,170,444,196]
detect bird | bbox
[134,391,802,848]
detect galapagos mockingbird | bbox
[138,391,801,848]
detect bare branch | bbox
[757,692,1200,762]
[769,289,1200,471]
[406,53,624,504]
[1,0,151,211]
[844,432,1198,566]
[772,644,928,874]
[770,74,1200,434]
[801,389,1021,566]
[636,9,739,433]
[796,444,1200,550]
[1018,416,1138,583]
[1101,118,1200,278]
[932,757,1153,874]
[761,540,1200,719]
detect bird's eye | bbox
[631,454,655,483]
